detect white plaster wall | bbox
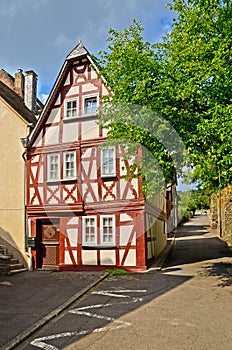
[82,250,97,265]
[120,179,138,199]
[63,123,78,143]
[66,86,79,98]
[82,183,99,202]
[38,164,44,183]
[91,70,98,79]
[33,130,43,147]
[65,228,78,246]
[64,73,70,86]
[68,217,79,225]
[120,225,135,246]
[82,83,96,93]
[81,120,98,140]
[65,250,77,264]
[44,125,59,145]
[47,108,60,124]
[120,213,131,222]
[100,250,116,265]
[119,249,136,266]
[54,94,61,106]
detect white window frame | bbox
[83,94,98,116]
[65,99,78,118]
[82,216,97,246]
[63,151,76,180]
[101,147,116,177]
[100,215,116,246]
[47,153,60,181]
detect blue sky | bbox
[0,0,175,102]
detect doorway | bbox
[36,219,60,270]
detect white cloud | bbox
[39,93,49,104]
[0,0,175,95]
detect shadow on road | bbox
[167,236,232,267]
[200,261,232,287]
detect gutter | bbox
[21,139,33,271]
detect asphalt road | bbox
[14,214,232,350]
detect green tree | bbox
[97,21,187,194]
[158,0,232,192]
[97,1,232,193]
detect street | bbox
[11,214,232,350]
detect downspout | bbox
[21,138,33,271]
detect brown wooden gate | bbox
[41,223,60,270]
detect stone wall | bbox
[211,186,232,245]
[221,185,232,245]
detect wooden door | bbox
[41,224,60,270]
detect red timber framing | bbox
[26,43,167,272]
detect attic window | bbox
[66,100,77,118]
[84,96,97,115]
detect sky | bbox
[0,0,175,102]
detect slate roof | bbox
[0,81,36,124]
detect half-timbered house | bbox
[26,43,168,271]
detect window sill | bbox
[46,178,78,184]
[63,113,97,122]
[82,245,117,250]
[101,175,117,180]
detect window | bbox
[101,216,115,246]
[63,151,76,179]
[84,96,97,115]
[83,217,96,245]
[66,100,77,118]
[47,153,60,180]
[101,147,116,177]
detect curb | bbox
[1,272,109,350]
[147,236,176,271]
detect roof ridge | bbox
[66,42,88,60]
[0,80,36,124]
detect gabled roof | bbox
[29,42,99,146]
[0,81,36,124]
[66,42,88,60]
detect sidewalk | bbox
[0,270,108,349]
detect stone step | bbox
[9,262,25,270]
[0,254,11,261]
[10,258,19,264]
[9,267,28,275]
[0,247,7,255]
[0,253,27,275]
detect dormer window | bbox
[84,96,97,115]
[66,99,77,118]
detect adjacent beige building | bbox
[0,79,36,265]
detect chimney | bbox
[24,70,38,113]
[0,69,14,90]
[14,69,24,98]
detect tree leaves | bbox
[97,0,232,193]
